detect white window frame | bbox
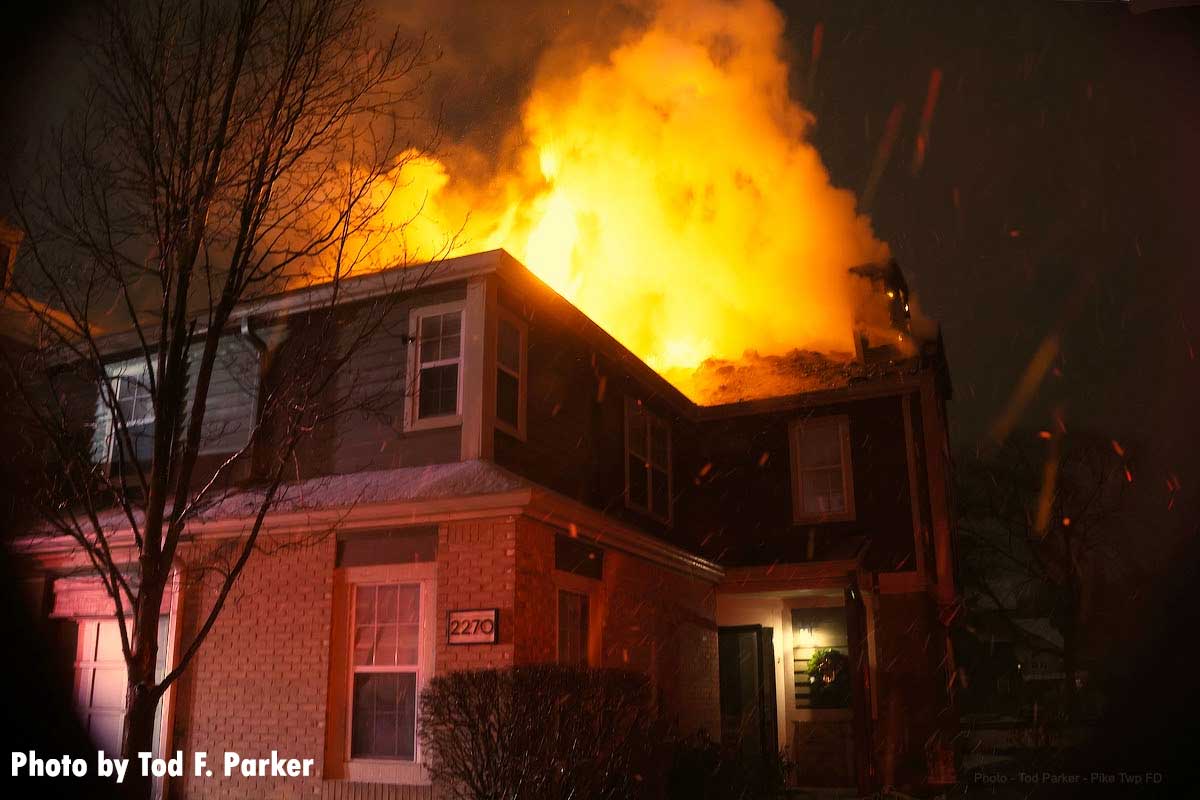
[493,310,527,440]
[623,397,673,523]
[342,562,436,785]
[404,302,465,432]
[789,414,856,523]
[94,358,156,468]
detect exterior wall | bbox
[435,517,517,673]
[683,394,918,573]
[169,536,336,800]
[871,590,956,790]
[514,516,721,738]
[491,284,692,549]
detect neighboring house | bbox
[14,248,960,797]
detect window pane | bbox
[356,587,376,624]
[626,406,647,457]
[650,467,670,518]
[418,364,458,418]
[441,312,461,336]
[650,420,669,467]
[376,586,398,623]
[628,456,648,509]
[800,425,841,469]
[496,370,519,428]
[420,314,442,341]
[375,625,398,666]
[351,673,416,760]
[353,625,374,666]
[498,319,521,370]
[397,585,419,624]
[442,333,461,360]
[131,422,155,464]
[397,624,419,666]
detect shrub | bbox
[666,730,792,800]
[419,664,664,800]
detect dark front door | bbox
[718,625,778,765]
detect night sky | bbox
[3,1,1198,537]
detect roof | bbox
[82,247,946,419]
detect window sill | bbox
[793,512,856,525]
[404,413,462,433]
[343,759,429,785]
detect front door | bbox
[718,625,778,765]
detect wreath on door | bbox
[808,647,851,708]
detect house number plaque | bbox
[447,608,498,645]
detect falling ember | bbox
[361,0,892,402]
[1111,439,1125,457]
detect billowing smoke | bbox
[369,0,895,402]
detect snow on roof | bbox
[40,460,530,539]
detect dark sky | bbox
[3,1,1198,533]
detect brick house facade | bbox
[15,249,959,796]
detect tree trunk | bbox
[121,587,164,800]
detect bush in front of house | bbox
[666,730,792,800]
[419,664,664,800]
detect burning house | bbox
[13,245,959,796]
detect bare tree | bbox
[955,431,1135,720]
[0,0,447,793]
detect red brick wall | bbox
[163,513,720,798]
[170,536,335,800]
[435,517,518,672]
[514,516,721,737]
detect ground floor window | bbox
[335,551,436,785]
[557,590,589,666]
[350,583,421,760]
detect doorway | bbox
[718,625,779,764]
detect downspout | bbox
[239,316,267,353]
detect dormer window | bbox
[625,398,671,522]
[789,415,855,523]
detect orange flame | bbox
[370,0,890,399]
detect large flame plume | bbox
[371,0,892,401]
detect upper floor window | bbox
[789,415,855,523]
[625,398,671,522]
[494,313,526,438]
[94,360,156,470]
[407,304,463,428]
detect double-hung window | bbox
[336,556,436,784]
[789,415,855,522]
[95,361,156,470]
[407,304,463,428]
[350,582,421,761]
[625,398,672,522]
[494,313,526,437]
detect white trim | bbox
[789,414,856,524]
[340,561,436,785]
[403,301,465,432]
